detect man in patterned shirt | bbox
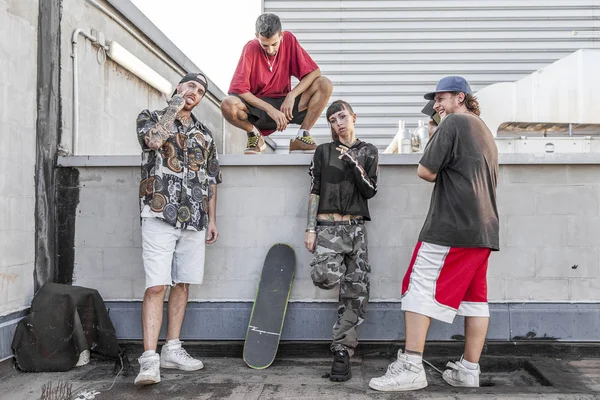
[134,73,222,386]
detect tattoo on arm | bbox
[144,96,185,149]
[207,184,217,223]
[307,194,319,230]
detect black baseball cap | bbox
[171,72,208,97]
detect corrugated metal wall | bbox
[263,0,599,149]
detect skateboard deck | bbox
[243,243,296,369]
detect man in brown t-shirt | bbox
[370,76,499,392]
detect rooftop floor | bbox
[2,342,600,400]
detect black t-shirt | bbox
[309,140,379,220]
[418,113,499,250]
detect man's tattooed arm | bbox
[207,184,217,223]
[144,95,186,150]
[306,193,320,232]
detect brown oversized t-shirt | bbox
[418,112,499,250]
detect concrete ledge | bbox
[105,301,600,342]
[0,309,29,361]
[57,153,600,167]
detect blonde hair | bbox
[453,92,481,116]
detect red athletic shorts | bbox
[401,241,491,324]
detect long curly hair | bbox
[452,92,481,116]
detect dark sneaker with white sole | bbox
[330,349,352,382]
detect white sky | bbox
[129,0,262,94]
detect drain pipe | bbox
[71,29,99,155]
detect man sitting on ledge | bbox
[221,13,332,154]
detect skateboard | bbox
[243,243,296,369]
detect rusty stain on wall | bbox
[1,272,19,289]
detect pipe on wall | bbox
[71,28,99,155]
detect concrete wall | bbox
[0,0,38,315]
[70,161,600,303]
[60,0,233,156]
[0,0,246,360]
[0,0,39,361]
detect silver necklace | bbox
[264,50,278,72]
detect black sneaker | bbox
[330,350,351,382]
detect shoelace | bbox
[247,136,260,147]
[385,358,409,377]
[297,136,315,145]
[423,358,444,375]
[141,359,159,372]
[172,347,195,362]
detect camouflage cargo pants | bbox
[310,223,370,356]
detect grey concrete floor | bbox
[1,349,600,400]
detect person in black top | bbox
[305,100,379,382]
[370,76,499,392]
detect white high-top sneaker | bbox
[442,357,480,387]
[160,339,204,371]
[134,350,160,386]
[369,350,427,392]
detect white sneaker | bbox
[160,339,204,371]
[134,351,160,386]
[442,357,480,387]
[369,350,427,392]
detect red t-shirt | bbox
[228,31,319,98]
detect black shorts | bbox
[233,94,307,133]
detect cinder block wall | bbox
[71,163,600,303]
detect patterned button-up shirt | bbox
[136,109,222,231]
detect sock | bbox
[166,339,180,346]
[404,350,423,364]
[297,128,310,137]
[247,130,257,138]
[406,354,422,364]
[460,357,479,370]
[142,350,156,357]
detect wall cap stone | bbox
[57,153,600,167]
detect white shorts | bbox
[141,217,206,289]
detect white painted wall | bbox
[71,163,600,303]
[0,0,38,316]
[59,0,242,156]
